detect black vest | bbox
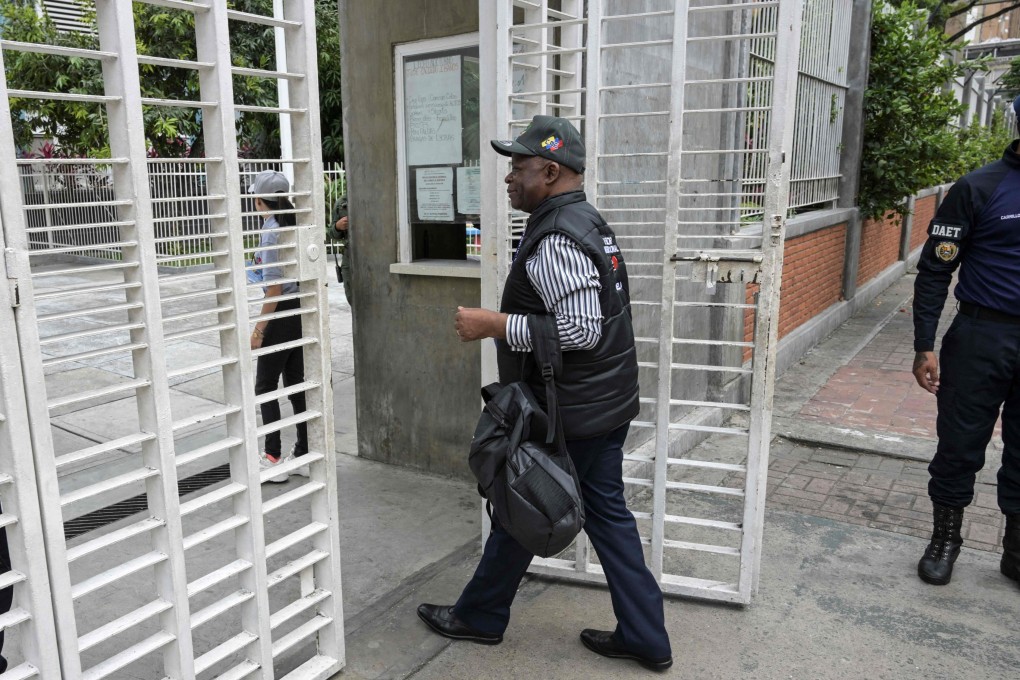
[496,191,640,440]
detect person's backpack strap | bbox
[527,314,568,454]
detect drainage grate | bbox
[63,464,232,540]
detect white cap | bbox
[248,170,289,195]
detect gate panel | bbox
[0,198,62,679]
[481,0,806,604]
[0,1,343,677]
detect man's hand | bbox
[912,351,940,395]
[335,216,349,232]
[455,306,507,342]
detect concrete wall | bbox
[339,0,481,477]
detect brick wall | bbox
[856,211,902,286]
[910,194,937,252]
[744,223,847,358]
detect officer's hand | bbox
[455,306,507,342]
[335,216,349,232]
[912,351,939,395]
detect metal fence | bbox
[18,159,345,265]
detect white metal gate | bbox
[480,0,804,604]
[0,1,343,677]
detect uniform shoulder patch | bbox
[935,241,959,263]
[928,220,966,241]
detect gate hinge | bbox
[5,247,23,308]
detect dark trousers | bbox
[453,423,672,660]
[255,298,307,458]
[0,503,11,673]
[929,313,1020,514]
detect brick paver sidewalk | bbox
[763,283,1008,553]
[796,304,954,440]
[762,440,1005,552]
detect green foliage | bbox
[999,57,1020,101]
[2,0,343,161]
[859,1,980,220]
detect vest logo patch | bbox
[930,223,963,240]
[611,255,619,271]
[935,241,959,263]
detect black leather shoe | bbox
[918,503,964,585]
[416,604,503,645]
[580,629,673,672]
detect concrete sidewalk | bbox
[25,265,1017,679]
[359,271,1016,680]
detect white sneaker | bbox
[259,452,289,483]
[282,445,310,478]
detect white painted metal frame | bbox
[481,0,808,605]
[0,76,63,675]
[0,0,344,677]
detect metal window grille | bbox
[481,0,811,605]
[0,1,344,678]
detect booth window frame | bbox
[392,31,482,279]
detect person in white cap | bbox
[248,170,309,482]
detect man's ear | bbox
[543,161,562,185]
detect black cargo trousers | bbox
[929,308,1020,514]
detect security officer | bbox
[325,195,353,307]
[912,95,1020,589]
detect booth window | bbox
[395,34,481,266]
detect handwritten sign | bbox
[456,166,481,215]
[416,167,454,221]
[405,55,462,166]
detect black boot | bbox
[918,502,964,585]
[1002,513,1020,585]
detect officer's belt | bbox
[959,302,1020,325]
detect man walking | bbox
[912,96,1020,588]
[416,115,672,671]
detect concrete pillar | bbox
[899,194,915,261]
[836,0,873,302]
[974,75,987,128]
[959,73,973,128]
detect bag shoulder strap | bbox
[527,314,567,454]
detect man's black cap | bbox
[490,115,585,173]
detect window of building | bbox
[394,34,481,274]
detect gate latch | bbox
[4,247,23,308]
[671,251,763,290]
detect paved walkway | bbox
[768,272,1007,552]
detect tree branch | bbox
[948,3,1020,43]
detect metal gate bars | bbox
[0,1,344,677]
[480,0,807,605]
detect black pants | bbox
[0,502,11,673]
[255,298,307,457]
[452,424,671,660]
[929,312,1020,514]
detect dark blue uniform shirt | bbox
[913,140,1020,352]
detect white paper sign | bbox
[416,167,454,221]
[405,55,462,166]
[456,166,481,215]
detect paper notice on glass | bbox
[416,167,454,221]
[456,166,481,215]
[404,55,462,166]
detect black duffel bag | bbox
[468,315,584,558]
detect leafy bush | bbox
[859,1,981,220]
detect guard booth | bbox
[0,1,343,678]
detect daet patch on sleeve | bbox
[928,221,966,241]
[935,241,960,263]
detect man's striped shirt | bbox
[504,233,603,351]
